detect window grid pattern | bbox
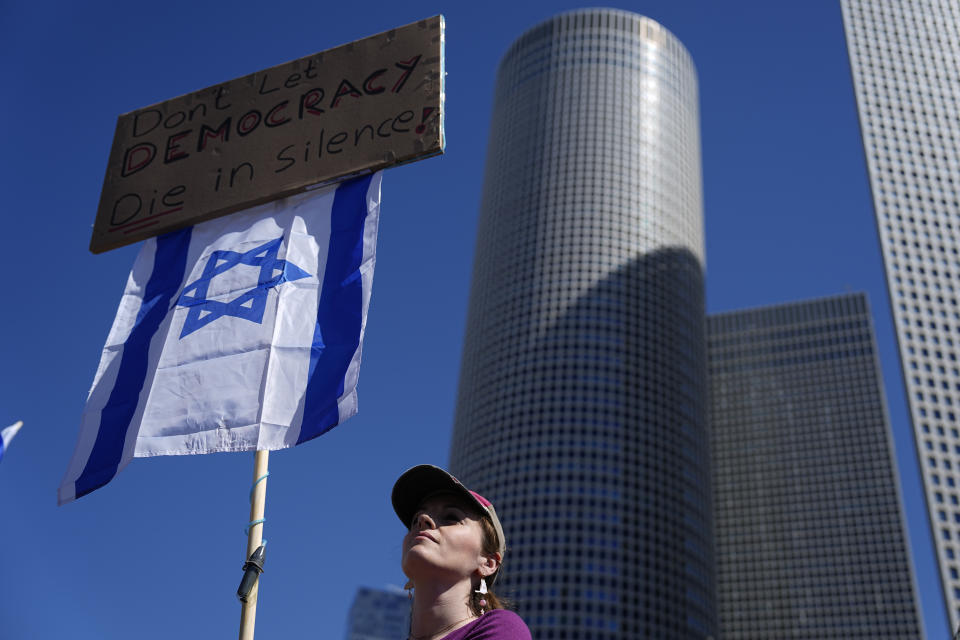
[709,294,923,639]
[449,9,713,639]
[841,0,960,629]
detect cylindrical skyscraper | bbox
[450,9,714,639]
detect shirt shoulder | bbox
[460,610,532,640]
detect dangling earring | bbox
[404,579,414,600]
[475,578,488,614]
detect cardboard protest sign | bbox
[91,16,444,253]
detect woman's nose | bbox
[415,512,436,530]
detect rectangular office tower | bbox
[841,0,960,629]
[708,295,922,638]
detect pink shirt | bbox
[439,610,531,640]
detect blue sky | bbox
[0,1,948,638]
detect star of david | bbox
[177,237,310,339]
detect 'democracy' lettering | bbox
[330,79,363,108]
[299,89,324,118]
[119,54,425,181]
[121,143,156,177]
[198,118,230,152]
[392,55,421,93]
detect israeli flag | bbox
[1,421,23,464]
[59,173,382,504]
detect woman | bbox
[392,464,532,640]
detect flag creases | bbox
[59,173,382,504]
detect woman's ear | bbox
[478,552,501,578]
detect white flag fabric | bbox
[59,173,382,504]
[1,421,23,464]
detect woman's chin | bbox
[401,547,433,576]
[403,552,459,585]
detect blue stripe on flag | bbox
[0,437,5,464]
[297,175,374,444]
[75,228,192,498]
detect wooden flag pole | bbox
[239,449,269,640]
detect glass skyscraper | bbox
[841,0,960,630]
[708,294,923,639]
[449,9,714,638]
